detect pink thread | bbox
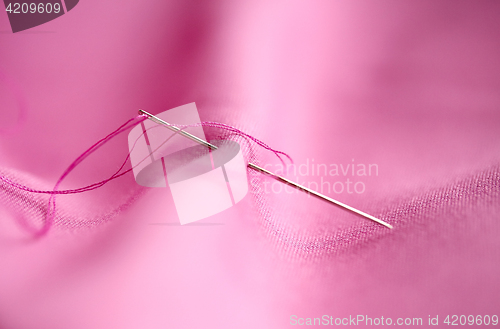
[40,115,147,235]
[0,114,292,236]
[201,121,293,163]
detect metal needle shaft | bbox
[248,163,393,229]
[139,109,393,229]
[139,109,217,150]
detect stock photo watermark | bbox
[3,0,79,33]
[262,159,379,196]
[290,314,499,326]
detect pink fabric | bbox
[1,1,499,328]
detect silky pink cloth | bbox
[1,1,499,328]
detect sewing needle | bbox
[139,109,393,229]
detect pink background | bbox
[0,1,499,328]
